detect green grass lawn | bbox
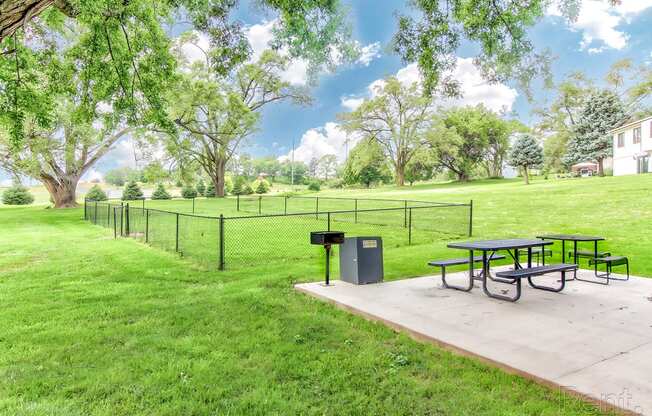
[4,175,650,415]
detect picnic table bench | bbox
[428,254,506,282]
[495,263,578,300]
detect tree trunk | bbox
[395,164,405,186]
[597,158,604,177]
[42,175,79,208]
[457,171,469,181]
[523,167,530,185]
[215,158,226,197]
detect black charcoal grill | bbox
[310,231,345,285]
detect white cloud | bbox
[279,122,360,164]
[356,42,381,66]
[178,32,211,65]
[340,96,365,111]
[0,179,12,187]
[549,0,652,52]
[367,59,517,112]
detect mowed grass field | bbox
[2,175,650,415]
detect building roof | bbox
[608,115,652,134]
[572,162,597,168]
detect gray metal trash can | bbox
[339,237,383,284]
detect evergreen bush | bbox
[85,184,108,201]
[196,179,206,196]
[2,185,34,205]
[151,183,171,200]
[121,181,144,200]
[181,185,198,198]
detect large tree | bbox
[427,106,493,181]
[0,0,353,148]
[0,23,134,207]
[564,90,626,176]
[342,140,392,188]
[165,46,310,196]
[338,77,433,186]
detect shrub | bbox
[85,184,108,201]
[205,181,216,197]
[151,183,171,200]
[253,179,270,194]
[2,185,34,205]
[121,181,144,201]
[181,184,198,198]
[232,177,247,195]
[196,179,206,196]
[242,183,254,195]
[307,181,321,191]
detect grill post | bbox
[408,207,413,245]
[145,209,149,243]
[219,214,225,270]
[469,199,473,237]
[125,203,130,236]
[175,212,179,252]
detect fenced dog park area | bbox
[84,195,473,270]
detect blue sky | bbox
[3,0,652,184]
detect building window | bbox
[634,127,641,144]
[618,132,625,147]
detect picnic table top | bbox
[536,234,605,242]
[447,239,553,251]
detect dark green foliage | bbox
[196,180,206,196]
[254,179,270,194]
[307,181,321,191]
[85,185,108,201]
[151,183,171,200]
[509,134,544,184]
[181,185,198,199]
[342,140,392,188]
[205,181,217,197]
[121,181,144,201]
[232,177,247,195]
[1,185,34,205]
[564,90,626,175]
[242,183,254,195]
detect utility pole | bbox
[291,138,295,188]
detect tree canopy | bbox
[509,133,543,184]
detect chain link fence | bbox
[84,196,472,270]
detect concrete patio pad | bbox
[296,269,652,415]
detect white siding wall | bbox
[612,119,652,176]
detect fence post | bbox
[468,199,473,237]
[408,208,413,245]
[236,194,240,211]
[258,196,262,214]
[84,198,87,220]
[175,213,180,252]
[327,212,331,231]
[315,197,319,219]
[404,200,408,228]
[219,214,225,270]
[94,201,98,224]
[145,209,149,243]
[192,197,195,214]
[354,199,358,223]
[113,208,117,239]
[125,203,130,236]
[142,198,145,210]
[284,196,288,215]
[120,204,124,236]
